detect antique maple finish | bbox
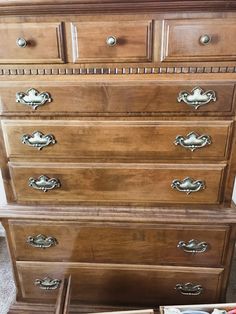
[0,1,236,313]
[0,78,235,115]
[0,23,65,64]
[8,221,229,267]
[17,262,223,305]
[162,19,236,62]
[69,21,153,63]
[9,162,225,204]
[2,120,232,160]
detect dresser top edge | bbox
[0,0,236,16]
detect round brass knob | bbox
[199,34,211,45]
[106,35,117,47]
[16,37,27,48]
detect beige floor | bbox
[0,237,16,314]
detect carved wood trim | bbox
[0,66,236,75]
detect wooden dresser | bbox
[0,1,236,313]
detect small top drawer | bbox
[162,19,236,62]
[0,23,65,64]
[70,20,152,63]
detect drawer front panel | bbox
[10,221,229,267]
[2,120,232,161]
[0,23,64,64]
[162,19,236,62]
[0,82,234,115]
[70,21,152,63]
[17,262,223,306]
[9,163,225,204]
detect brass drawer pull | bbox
[171,177,205,195]
[177,87,216,109]
[16,88,52,110]
[16,37,28,48]
[177,239,208,254]
[174,131,212,152]
[106,35,117,46]
[28,175,61,192]
[175,282,203,296]
[199,34,211,45]
[27,234,58,249]
[35,277,61,290]
[21,131,56,150]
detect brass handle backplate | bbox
[27,234,58,249]
[171,177,205,195]
[21,131,56,150]
[177,87,216,109]
[174,131,212,152]
[35,277,61,290]
[16,88,52,110]
[28,175,61,192]
[175,282,203,296]
[177,239,209,254]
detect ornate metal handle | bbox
[35,277,61,290]
[16,37,28,48]
[21,131,56,150]
[177,239,208,254]
[16,88,52,110]
[199,34,211,45]
[177,87,216,109]
[174,132,212,152]
[27,234,58,249]
[106,35,117,46]
[28,175,61,192]
[171,177,205,195]
[175,283,203,296]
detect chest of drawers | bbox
[0,1,236,313]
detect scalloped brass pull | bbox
[175,282,203,296]
[28,175,61,192]
[177,87,216,109]
[27,234,58,249]
[174,132,212,152]
[171,177,205,195]
[177,239,208,254]
[21,131,56,150]
[16,88,52,110]
[34,277,61,290]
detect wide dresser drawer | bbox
[0,23,64,64]
[17,262,223,306]
[2,120,232,161]
[9,162,225,205]
[162,19,236,62]
[0,81,234,115]
[9,221,229,267]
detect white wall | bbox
[0,171,6,205]
[233,179,236,203]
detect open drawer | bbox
[160,303,236,314]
